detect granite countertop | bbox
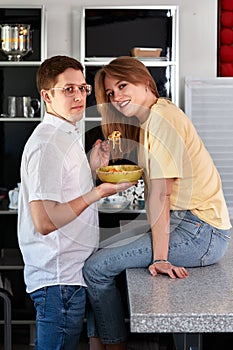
[126,234,233,333]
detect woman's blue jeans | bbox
[30,285,86,350]
[83,210,231,344]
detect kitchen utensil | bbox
[0,24,32,61]
[98,194,130,212]
[96,165,143,183]
[8,96,40,118]
[8,186,19,210]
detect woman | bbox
[83,56,232,350]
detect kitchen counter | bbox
[126,229,233,349]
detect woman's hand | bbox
[148,261,189,279]
[90,139,110,172]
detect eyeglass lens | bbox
[64,85,91,97]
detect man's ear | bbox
[41,90,51,103]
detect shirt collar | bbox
[42,112,80,135]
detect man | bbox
[17,55,133,350]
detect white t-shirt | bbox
[18,113,99,293]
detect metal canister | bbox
[0,24,32,61]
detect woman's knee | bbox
[83,250,109,282]
[83,256,96,282]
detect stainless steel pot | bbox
[0,24,32,61]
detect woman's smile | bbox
[116,99,131,110]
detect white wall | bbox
[1,0,218,108]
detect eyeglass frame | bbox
[49,84,92,97]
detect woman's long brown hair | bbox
[94,56,160,157]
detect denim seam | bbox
[212,228,231,241]
[200,229,214,266]
[170,223,202,249]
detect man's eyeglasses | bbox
[49,84,92,97]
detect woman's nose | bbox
[111,90,122,101]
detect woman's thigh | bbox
[85,209,231,274]
[84,231,153,279]
[168,210,231,267]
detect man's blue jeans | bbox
[30,285,86,350]
[83,210,231,344]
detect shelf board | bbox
[0,61,42,67]
[0,265,23,270]
[139,59,177,67]
[0,117,41,122]
[0,260,24,270]
[99,206,146,214]
[0,320,35,325]
[0,210,17,214]
[84,57,176,67]
[85,117,102,122]
[0,208,146,214]
[0,249,24,269]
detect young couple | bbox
[18,55,231,350]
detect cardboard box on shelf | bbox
[131,47,162,57]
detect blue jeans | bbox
[30,285,86,350]
[83,210,231,344]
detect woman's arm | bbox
[147,178,189,279]
[147,178,173,259]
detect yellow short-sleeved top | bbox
[138,98,231,230]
